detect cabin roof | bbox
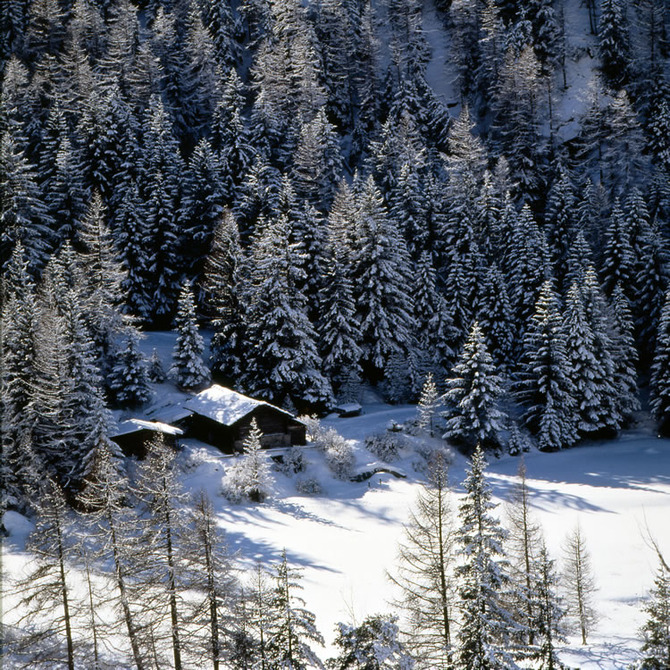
[111,418,184,438]
[183,384,298,427]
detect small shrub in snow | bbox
[325,433,355,480]
[330,614,414,669]
[221,419,274,503]
[295,476,322,495]
[299,414,322,442]
[300,417,354,479]
[365,431,409,463]
[275,446,308,475]
[507,422,533,455]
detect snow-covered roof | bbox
[111,418,184,438]
[183,385,296,426]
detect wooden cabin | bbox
[182,385,306,454]
[110,419,183,459]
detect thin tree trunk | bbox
[109,514,146,670]
[56,518,75,670]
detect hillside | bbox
[3,0,670,667]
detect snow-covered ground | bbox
[178,407,670,668]
[4,401,670,667]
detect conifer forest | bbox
[2,0,670,667]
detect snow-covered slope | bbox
[4,398,670,668]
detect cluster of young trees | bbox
[9,434,336,669]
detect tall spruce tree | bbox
[443,322,507,453]
[516,281,577,452]
[170,281,211,392]
[454,445,520,670]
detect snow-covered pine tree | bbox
[609,284,640,425]
[516,280,577,452]
[0,130,54,275]
[351,175,414,385]
[412,250,455,388]
[265,549,325,669]
[180,138,227,284]
[108,328,152,408]
[598,0,631,88]
[205,208,245,382]
[329,614,414,669]
[443,322,507,453]
[416,373,441,437]
[639,563,670,669]
[170,281,211,392]
[562,283,616,438]
[291,106,343,212]
[1,242,39,492]
[242,213,333,410]
[390,453,456,668]
[562,524,597,645]
[651,290,670,435]
[318,182,364,403]
[454,445,520,670]
[476,264,514,370]
[222,418,275,503]
[545,166,576,295]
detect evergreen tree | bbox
[562,283,618,437]
[476,264,514,369]
[205,209,246,382]
[0,130,53,273]
[170,281,211,392]
[222,419,275,503]
[329,615,414,670]
[443,322,507,453]
[454,445,520,670]
[318,185,364,401]
[599,0,631,88]
[108,329,153,408]
[639,565,670,670]
[516,281,577,452]
[265,550,325,669]
[352,176,414,383]
[243,213,333,410]
[609,285,640,424]
[180,138,227,284]
[416,373,441,438]
[651,290,670,435]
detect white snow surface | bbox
[4,400,670,668]
[183,383,297,426]
[180,407,670,667]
